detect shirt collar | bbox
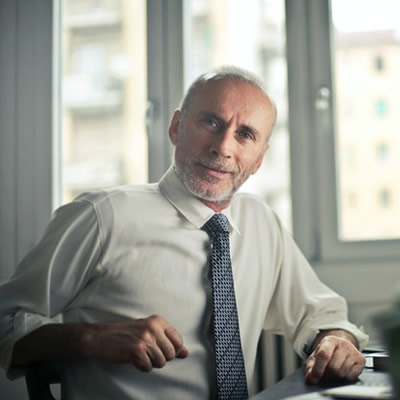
[158,166,240,234]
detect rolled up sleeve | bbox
[264,218,369,360]
[0,199,102,378]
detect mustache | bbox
[198,158,239,174]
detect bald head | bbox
[180,66,277,132]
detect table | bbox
[251,366,391,399]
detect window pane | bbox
[186,0,291,230]
[61,0,148,204]
[332,0,400,240]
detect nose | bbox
[209,128,235,158]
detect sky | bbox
[332,0,400,32]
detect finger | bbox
[325,348,347,377]
[324,342,365,381]
[132,346,153,372]
[146,344,167,368]
[307,340,336,384]
[177,345,189,358]
[156,334,178,361]
[304,355,316,383]
[347,360,364,381]
[165,326,187,356]
[336,354,365,382]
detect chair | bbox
[25,363,61,400]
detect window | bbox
[185,0,291,230]
[376,143,389,162]
[332,0,400,244]
[378,188,391,208]
[375,99,388,117]
[61,0,148,203]
[374,55,385,72]
[286,0,400,261]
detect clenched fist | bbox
[84,314,189,372]
[305,334,365,385]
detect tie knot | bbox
[202,214,229,238]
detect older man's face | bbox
[168,79,276,209]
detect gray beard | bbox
[173,160,238,203]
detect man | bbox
[0,67,367,399]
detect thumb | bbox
[305,355,316,380]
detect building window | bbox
[374,55,385,72]
[376,143,389,162]
[378,189,391,208]
[375,99,388,117]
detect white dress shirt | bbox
[0,166,368,399]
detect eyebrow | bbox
[197,111,261,139]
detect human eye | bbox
[206,118,218,128]
[239,130,254,141]
[200,115,220,130]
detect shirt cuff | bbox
[6,311,58,379]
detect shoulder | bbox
[74,183,160,205]
[231,191,276,219]
[73,183,163,211]
[230,191,285,236]
[53,183,162,221]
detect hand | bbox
[305,335,366,385]
[86,315,189,372]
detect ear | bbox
[168,110,181,145]
[251,143,270,175]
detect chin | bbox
[196,185,236,203]
[178,167,236,202]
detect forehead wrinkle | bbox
[186,80,275,139]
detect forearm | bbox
[309,329,359,355]
[11,316,189,372]
[12,323,98,367]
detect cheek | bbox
[238,153,263,174]
[181,134,207,154]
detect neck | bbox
[201,198,231,213]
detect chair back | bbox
[25,363,61,400]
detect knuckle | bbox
[148,314,163,324]
[138,330,152,343]
[317,348,331,362]
[146,315,164,332]
[341,340,352,351]
[135,341,148,355]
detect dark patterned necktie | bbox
[202,214,248,400]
